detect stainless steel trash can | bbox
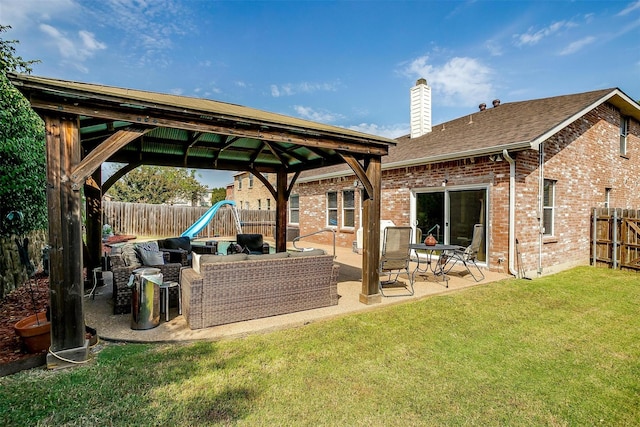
[128,267,162,330]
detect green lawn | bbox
[1,266,638,426]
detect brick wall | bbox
[295,101,640,276]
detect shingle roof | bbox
[301,87,639,181]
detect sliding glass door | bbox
[413,187,487,262]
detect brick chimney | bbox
[410,78,432,138]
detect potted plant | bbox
[12,235,51,354]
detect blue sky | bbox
[2,0,639,188]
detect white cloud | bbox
[0,0,76,29]
[402,55,493,106]
[270,81,340,97]
[348,123,409,139]
[484,40,503,57]
[617,0,640,16]
[559,36,596,55]
[39,24,106,62]
[293,105,344,123]
[513,21,575,46]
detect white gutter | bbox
[502,149,518,276]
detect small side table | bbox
[159,281,182,321]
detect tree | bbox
[107,165,208,205]
[0,26,46,236]
[210,187,227,205]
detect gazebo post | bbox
[44,114,89,369]
[85,168,103,272]
[359,156,382,304]
[275,168,288,252]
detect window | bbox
[244,201,250,210]
[543,179,555,236]
[289,195,299,224]
[605,188,611,208]
[342,190,355,228]
[266,199,271,210]
[237,176,242,190]
[327,192,338,226]
[620,116,629,156]
[258,199,262,210]
[249,174,254,188]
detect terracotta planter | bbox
[14,312,51,354]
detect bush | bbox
[0,72,47,236]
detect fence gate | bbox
[592,208,640,271]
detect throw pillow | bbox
[137,248,165,266]
[121,244,142,268]
[135,241,160,253]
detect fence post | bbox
[612,209,618,270]
[591,207,597,266]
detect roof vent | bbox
[492,99,501,107]
[479,103,487,111]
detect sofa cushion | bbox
[288,249,327,257]
[160,236,191,251]
[201,253,248,264]
[247,252,290,260]
[121,244,142,268]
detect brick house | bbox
[230,171,277,211]
[292,80,640,278]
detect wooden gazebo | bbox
[8,73,395,367]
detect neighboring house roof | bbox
[301,88,640,182]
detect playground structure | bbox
[181,200,242,239]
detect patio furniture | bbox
[441,224,485,282]
[235,233,270,255]
[181,250,339,329]
[379,226,414,296]
[109,242,182,314]
[157,236,192,266]
[409,243,459,288]
[159,281,182,321]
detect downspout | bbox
[502,149,518,276]
[538,143,544,276]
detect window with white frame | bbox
[620,115,629,156]
[605,188,611,208]
[342,190,355,228]
[237,176,242,190]
[249,174,254,188]
[543,179,556,236]
[327,192,338,227]
[289,195,299,224]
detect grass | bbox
[1,266,639,426]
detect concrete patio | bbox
[85,242,512,343]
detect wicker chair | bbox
[109,251,182,314]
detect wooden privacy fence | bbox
[103,201,276,238]
[592,208,640,271]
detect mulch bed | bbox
[0,273,50,366]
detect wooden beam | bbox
[70,126,153,186]
[360,156,382,305]
[84,172,102,272]
[340,153,374,200]
[249,168,277,200]
[29,98,390,156]
[102,161,142,193]
[43,114,89,368]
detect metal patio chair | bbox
[441,224,485,282]
[379,226,414,296]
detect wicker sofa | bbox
[109,243,182,315]
[181,250,339,329]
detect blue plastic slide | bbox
[181,200,238,239]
